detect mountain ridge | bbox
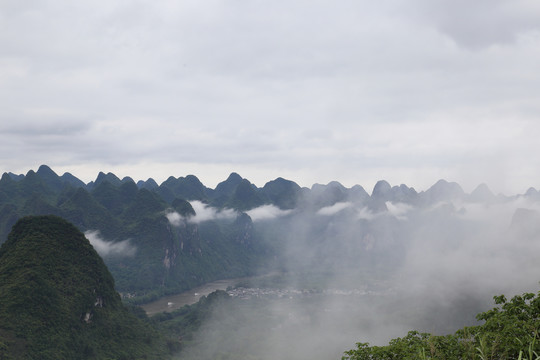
[2,165,526,207]
[0,165,537,301]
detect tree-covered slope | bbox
[0,167,269,299]
[0,215,169,359]
[342,291,540,360]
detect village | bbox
[225,286,389,301]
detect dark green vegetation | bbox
[342,292,540,360]
[151,290,233,350]
[0,215,170,359]
[0,165,405,303]
[0,166,284,301]
[3,165,540,359]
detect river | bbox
[141,278,247,315]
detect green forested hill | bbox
[0,166,270,300]
[0,215,169,359]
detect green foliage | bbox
[225,179,267,211]
[0,216,170,359]
[0,167,270,298]
[158,175,209,203]
[155,289,278,359]
[342,291,540,360]
[172,198,196,217]
[155,290,232,337]
[261,177,302,209]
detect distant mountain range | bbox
[1,165,539,301]
[4,165,536,211]
[3,165,540,359]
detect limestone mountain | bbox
[309,181,349,208]
[0,164,531,303]
[421,179,466,205]
[468,183,495,203]
[261,177,303,209]
[0,215,168,359]
[157,174,211,203]
[226,178,267,211]
[0,167,268,301]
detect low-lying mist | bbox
[166,201,291,224]
[174,193,540,360]
[85,230,137,257]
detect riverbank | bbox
[141,277,247,315]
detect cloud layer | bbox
[1,1,540,193]
[166,201,293,226]
[85,230,137,257]
[176,194,540,360]
[246,204,293,221]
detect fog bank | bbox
[175,193,540,359]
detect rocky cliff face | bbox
[233,213,254,247]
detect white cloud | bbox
[166,211,184,227]
[357,206,379,220]
[246,204,293,221]
[317,202,353,216]
[453,197,540,229]
[385,202,413,220]
[188,201,238,223]
[85,230,136,257]
[167,203,291,224]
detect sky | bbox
[1,0,540,195]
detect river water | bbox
[141,278,246,315]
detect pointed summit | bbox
[349,185,370,203]
[36,164,64,192]
[371,180,392,199]
[93,171,122,188]
[227,178,266,211]
[214,172,244,198]
[157,174,208,203]
[469,183,495,203]
[422,179,465,204]
[0,172,13,183]
[60,172,87,188]
[310,181,348,208]
[7,172,24,181]
[524,187,540,201]
[261,177,302,209]
[137,178,159,190]
[36,164,57,177]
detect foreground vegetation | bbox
[343,292,540,360]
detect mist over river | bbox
[142,192,540,360]
[141,271,504,360]
[141,278,248,315]
[171,280,492,360]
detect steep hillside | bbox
[0,216,169,359]
[0,167,268,300]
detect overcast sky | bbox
[1,0,539,194]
